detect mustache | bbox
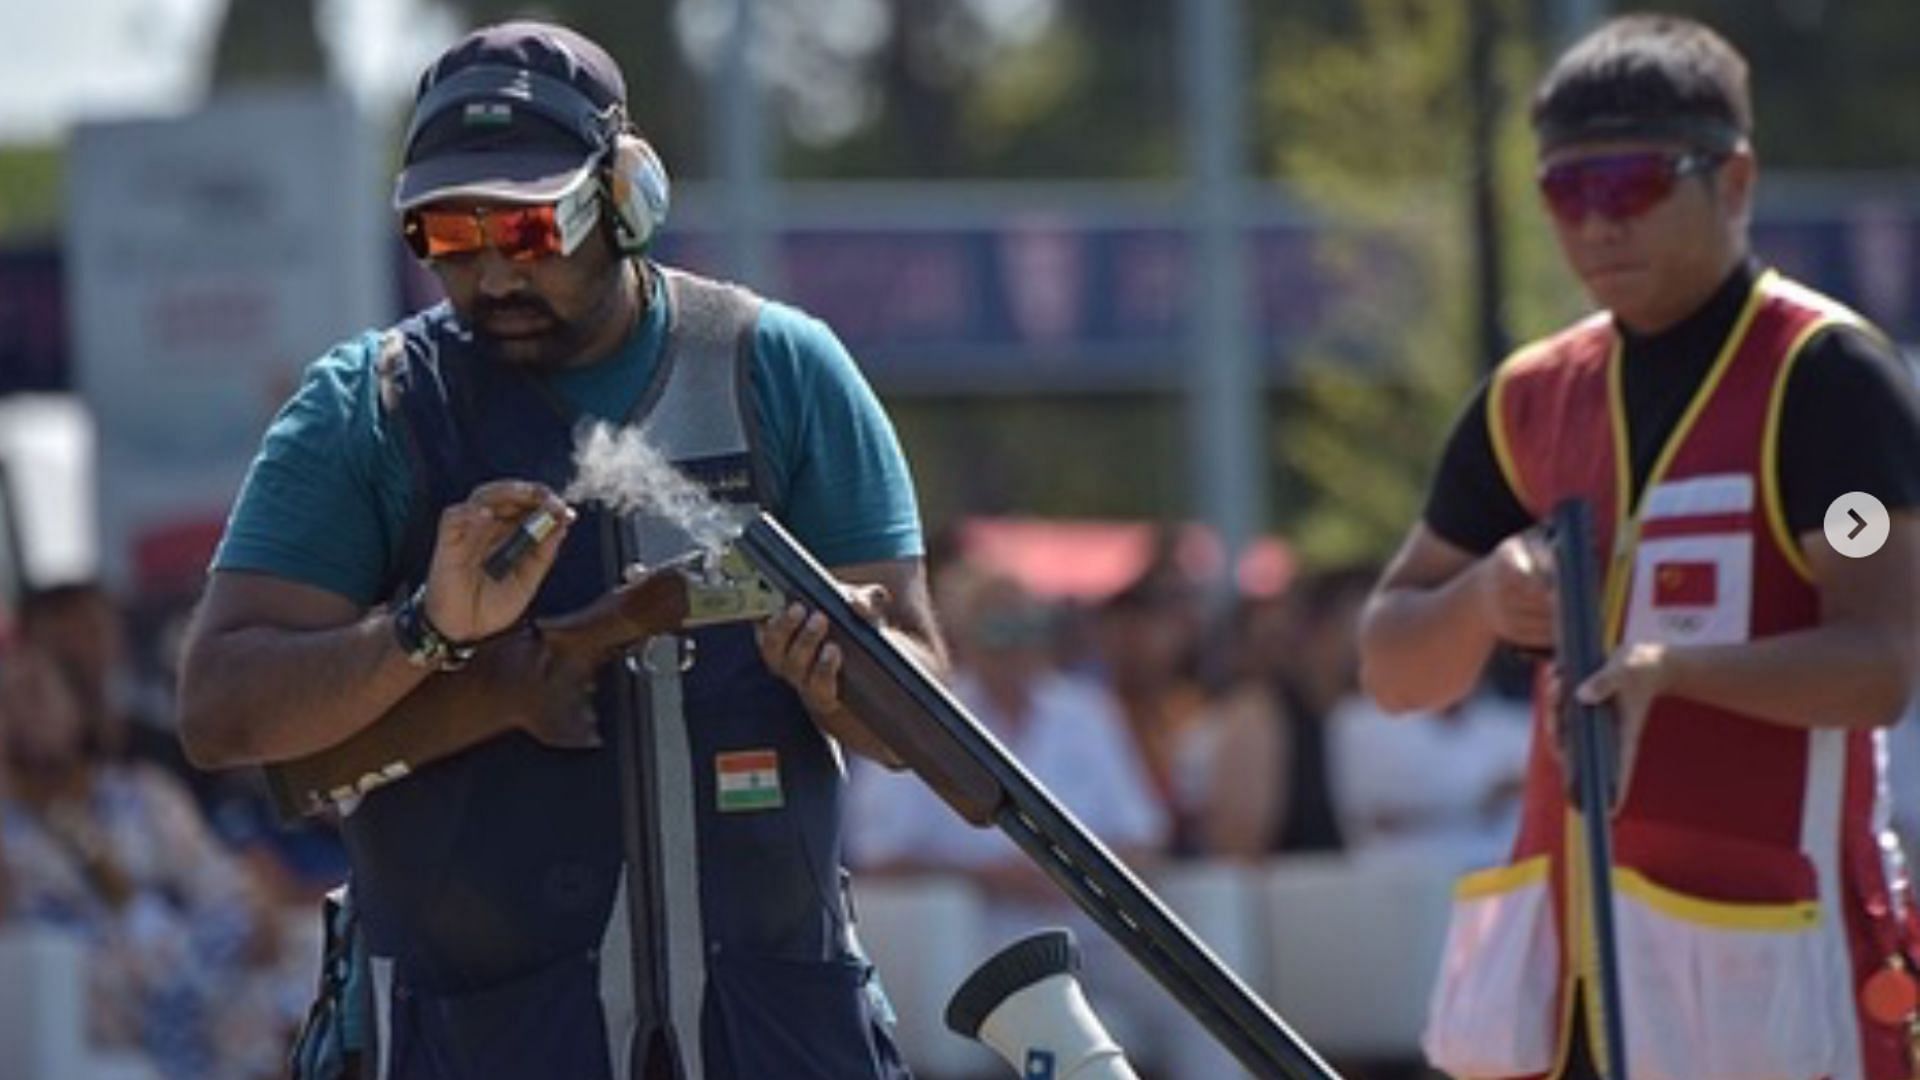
[471,296,560,326]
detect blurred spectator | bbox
[25,582,348,901]
[1329,675,1530,872]
[0,643,292,1079]
[1089,543,1211,853]
[136,590,349,900]
[1046,594,1106,679]
[1192,566,1375,859]
[1194,558,1528,871]
[846,567,1167,1053]
[18,583,154,763]
[0,763,10,925]
[1883,694,1920,869]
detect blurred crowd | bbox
[845,528,1535,1075]
[24,526,1920,1076]
[0,535,1540,1077]
[0,582,346,1080]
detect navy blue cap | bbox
[394,21,628,211]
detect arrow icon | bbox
[1827,492,1890,559]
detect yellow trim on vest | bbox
[1548,964,1579,1080]
[1601,276,1771,645]
[1601,338,1634,643]
[1452,854,1551,900]
[1613,867,1820,931]
[1769,273,1893,352]
[1564,810,1622,1079]
[1487,360,1531,513]
[1762,314,1853,585]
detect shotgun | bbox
[734,512,1339,1080]
[268,513,1339,1078]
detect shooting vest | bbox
[346,266,904,1080]
[1422,271,1919,1080]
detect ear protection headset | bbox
[404,63,670,254]
[602,130,671,255]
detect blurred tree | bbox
[210,0,329,88]
[1261,0,1577,567]
[0,148,63,241]
[947,0,1181,178]
[894,392,1192,529]
[777,0,1180,179]
[1659,0,1920,169]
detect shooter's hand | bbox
[756,584,892,722]
[1475,530,1557,650]
[422,480,576,643]
[1573,642,1664,780]
[1575,642,1669,718]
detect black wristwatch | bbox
[392,586,477,672]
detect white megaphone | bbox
[945,929,1140,1080]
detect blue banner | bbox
[9,210,1919,396]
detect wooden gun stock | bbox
[263,570,693,820]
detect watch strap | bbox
[393,586,477,672]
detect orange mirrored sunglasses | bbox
[403,203,574,262]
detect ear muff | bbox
[605,133,670,254]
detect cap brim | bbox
[393,151,596,211]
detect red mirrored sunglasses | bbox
[403,203,571,262]
[1537,150,1724,224]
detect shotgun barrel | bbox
[1549,497,1630,1080]
[736,511,1339,1080]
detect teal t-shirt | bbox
[214,271,924,605]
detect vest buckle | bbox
[627,634,696,675]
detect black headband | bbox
[1536,112,1744,154]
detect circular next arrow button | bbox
[1824,491,1890,559]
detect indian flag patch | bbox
[716,750,783,813]
[463,101,513,127]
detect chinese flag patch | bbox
[1653,561,1717,606]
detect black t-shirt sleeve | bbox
[1777,326,1920,536]
[1422,378,1538,555]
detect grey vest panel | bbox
[622,268,763,568]
[644,269,758,461]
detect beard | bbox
[463,266,633,370]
